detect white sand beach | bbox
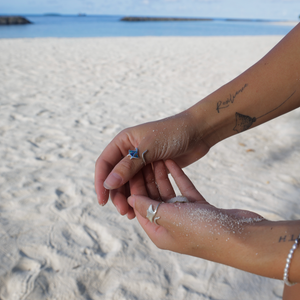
[0,35,299,299]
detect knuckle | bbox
[119,158,133,174]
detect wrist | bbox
[186,89,235,149]
[234,219,300,281]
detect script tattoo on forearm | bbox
[216,84,248,113]
[233,90,296,133]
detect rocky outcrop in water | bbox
[0,16,32,25]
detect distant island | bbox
[0,16,32,25]
[121,16,277,23]
[121,16,213,22]
[44,12,86,17]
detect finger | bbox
[128,194,195,251]
[142,164,161,200]
[95,140,125,205]
[102,122,168,192]
[95,135,150,205]
[128,194,182,229]
[165,160,207,203]
[94,156,111,205]
[127,195,173,247]
[103,147,149,190]
[110,183,131,216]
[127,206,136,220]
[153,161,176,201]
[128,195,162,229]
[129,170,148,197]
[129,167,162,218]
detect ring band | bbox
[146,202,162,225]
[142,150,148,165]
[154,216,160,225]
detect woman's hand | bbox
[128,160,264,258]
[95,110,212,218]
[128,160,300,282]
[95,24,300,219]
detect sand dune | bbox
[0,36,299,299]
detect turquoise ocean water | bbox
[0,15,296,38]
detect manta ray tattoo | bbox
[233,91,296,133]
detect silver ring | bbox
[154,216,160,225]
[146,202,162,225]
[142,150,148,165]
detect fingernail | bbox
[98,198,106,207]
[116,205,121,214]
[103,173,122,190]
[128,195,136,208]
[97,189,109,205]
[97,195,103,205]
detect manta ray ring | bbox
[127,147,148,165]
[146,202,162,225]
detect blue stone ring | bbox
[127,148,148,165]
[128,148,139,159]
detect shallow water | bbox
[0,15,295,38]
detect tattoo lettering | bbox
[216,84,248,113]
[279,235,287,243]
[279,234,298,243]
[233,90,296,133]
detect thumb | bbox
[128,195,175,248]
[128,194,188,230]
[128,195,163,227]
[103,147,149,190]
[128,194,198,251]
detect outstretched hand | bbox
[95,111,211,218]
[128,160,265,262]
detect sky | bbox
[0,0,299,20]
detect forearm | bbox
[188,24,300,148]
[235,219,300,282]
[189,214,300,282]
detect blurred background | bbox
[1,0,299,20]
[0,1,299,40]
